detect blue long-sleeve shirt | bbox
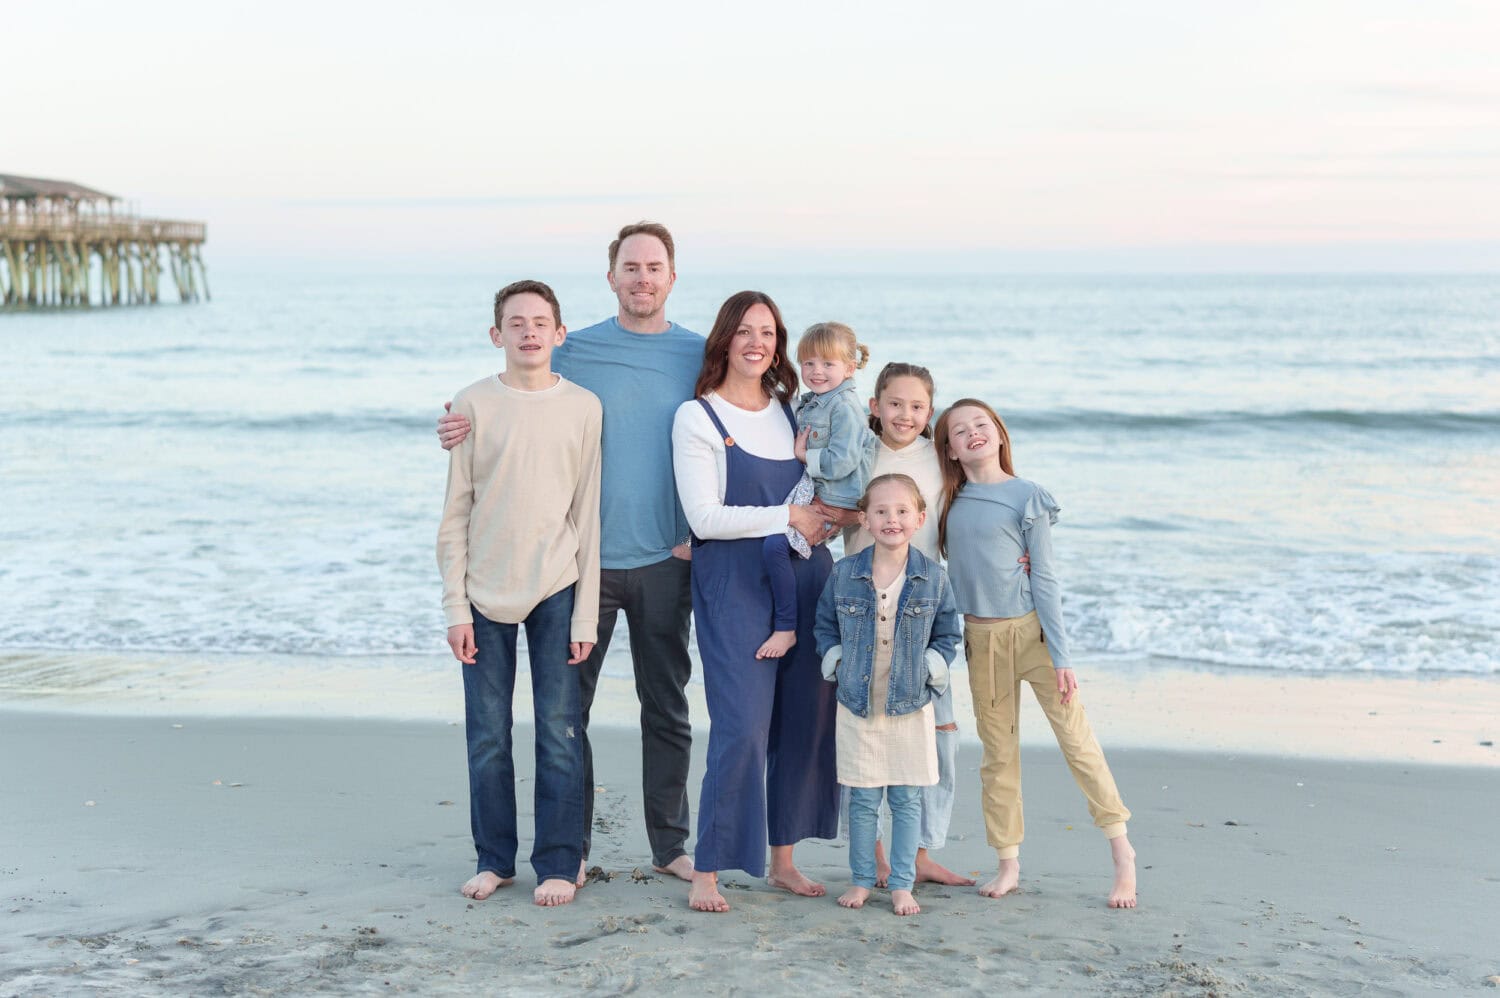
[944,478,1072,670]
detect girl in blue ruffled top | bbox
[936,398,1139,910]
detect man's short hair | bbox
[608,221,676,271]
[493,279,562,328]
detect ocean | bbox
[2,270,1496,680]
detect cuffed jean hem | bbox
[476,863,516,879]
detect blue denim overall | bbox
[690,397,839,876]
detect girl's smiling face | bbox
[860,480,926,550]
[800,354,854,394]
[870,374,933,448]
[944,404,1004,471]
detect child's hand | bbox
[794,426,811,462]
[447,623,477,664]
[569,641,595,665]
[1019,553,1031,575]
[1056,668,1078,705]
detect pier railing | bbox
[0,214,205,243]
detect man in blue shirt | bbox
[439,222,704,883]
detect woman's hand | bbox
[569,641,595,665]
[437,401,471,450]
[810,499,861,530]
[1056,668,1078,705]
[793,426,811,462]
[788,503,832,546]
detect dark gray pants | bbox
[578,555,694,867]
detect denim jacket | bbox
[814,546,961,718]
[795,380,878,509]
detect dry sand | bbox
[4,707,1499,995]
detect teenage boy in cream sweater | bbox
[437,280,602,907]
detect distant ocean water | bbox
[2,271,1496,678]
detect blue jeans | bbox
[848,785,921,891]
[463,587,583,885]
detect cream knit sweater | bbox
[437,374,602,643]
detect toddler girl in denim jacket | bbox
[756,322,878,661]
[814,473,961,915]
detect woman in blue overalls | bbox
[671,290,840,913]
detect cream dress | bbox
[834,566,939,789]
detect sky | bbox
[6,0,1500,271]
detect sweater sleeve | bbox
[672,401,793,541]
[436,395,476,628]
[1022,486,1070,670]
[567,397,603,644]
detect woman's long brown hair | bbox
[693,290,799,402]
[935,398,1016,558]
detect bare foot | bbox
[755,629,797,660]
[654,854,695,883]
[534,877,577,907]
[575,859,587,888]
[689,871,730,913]
[978,858,1020,898]
[838,885,870,909]
[873,839,891,888]
[460,871,513,900]
[1109,835,1138,909]
[767,866,827,897]
[891,888,920,916]
[915,848,976,886]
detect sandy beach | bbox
[3,657,1499,995]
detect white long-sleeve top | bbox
[672,392,796,541]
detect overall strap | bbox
[780,401,798,435]
[695,397,734,446]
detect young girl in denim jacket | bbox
[815,473,961,915]
[757,322,877,660]
[936,398,1138,909]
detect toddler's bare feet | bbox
[915,848,976,886]
[838,886,870,909]
[654,854,695,882]
[460,871,512,900]
[689,871,730,913]
[534,878,576,907]
[891,889,920,916]
[1109,835,1138,909]
[873,839,891,888]
[755,630,797,659]
[978,858,1020,898]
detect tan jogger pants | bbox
[965,612,1130,858]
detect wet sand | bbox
[3,707,1499,995]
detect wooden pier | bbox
[0,173,208,309]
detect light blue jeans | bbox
[839,687,958,850]
[848,785,921,891]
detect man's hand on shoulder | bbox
[437,400,471,451]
